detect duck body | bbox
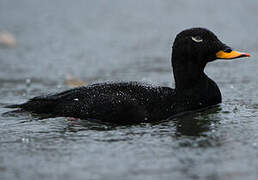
[8,78,221,124]
[16,82,176,123]
[6,28,249,124]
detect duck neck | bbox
[172,56,207,92]
[171,55,222,107]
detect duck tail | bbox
[4,104,23,108]
[4,96,57,114]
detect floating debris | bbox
[65,74,86,87]
[0,31,16,48]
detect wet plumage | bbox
[6,28,250,124]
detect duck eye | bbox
[191,36,203,43]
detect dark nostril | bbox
[223,47,232,53]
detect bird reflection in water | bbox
[65,105,222,138]
[172,105,221,137]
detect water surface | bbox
[1,0,258,180]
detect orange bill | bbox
[216,50,250,59]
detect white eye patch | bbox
[191,36,203,43]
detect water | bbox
[1,0,258,179]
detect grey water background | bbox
[1,0,258,179]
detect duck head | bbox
[171,28,250,90]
